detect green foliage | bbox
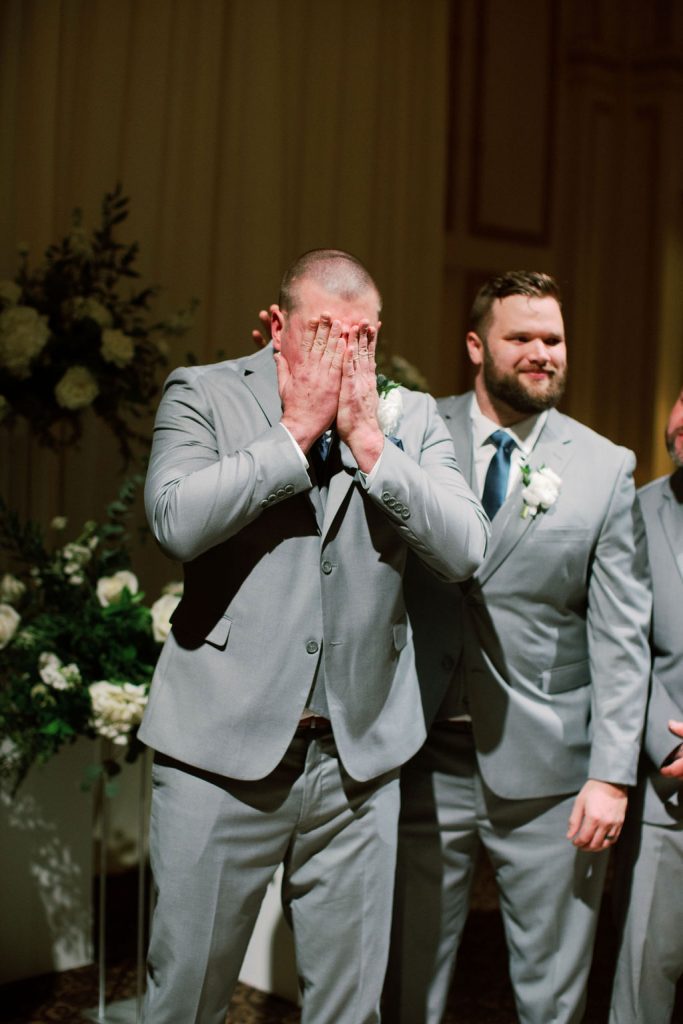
[0,478,180,795]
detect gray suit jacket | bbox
[410,392,651,800]
[139,347,488,782]
[635,470,683,824]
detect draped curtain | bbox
[0,0,448,553]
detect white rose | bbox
[151,592,181,642]
[96,570,139,607]
[65,296,112,328]
[0,279,22,305]
[89,681,147,745]
[162,580,184,596]
[0,603,20,648]
[54,366,99,410]
[0,573,26,604]
[100,327,134,368]
[0,305,50,378]
[522,466,562,515]
[376,388,403,436]
[51,516,68,531]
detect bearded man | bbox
[384,271,651,1024]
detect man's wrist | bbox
[345,429,385,474]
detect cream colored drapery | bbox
[1,0,448,535]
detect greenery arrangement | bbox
[0,478,181,794]
[0,185,195,462]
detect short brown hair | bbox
[278,248,381,312]
[469,271,561,338]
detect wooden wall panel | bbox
[468,0,557,244]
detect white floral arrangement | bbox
[0,185,196,462]
[0,478,181,793]
[520,463,562,518]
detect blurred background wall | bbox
[1,0,682,569]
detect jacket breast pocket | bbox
[540,659,589,694]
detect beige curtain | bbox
[1,0,448,552]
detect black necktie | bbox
[481,429,516,520]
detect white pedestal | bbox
[238,864,300,1005]
[0,738,95,984]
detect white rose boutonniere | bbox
[520,463,562,519]
[376,374,403,436]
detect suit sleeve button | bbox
[285,484,295,494]
[401,509,410,520]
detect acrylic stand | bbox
[83,746,150,1023]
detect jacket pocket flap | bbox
[541,659,589,694]
[205,615,232,649]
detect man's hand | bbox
[252,304,279,349]
[336,320,385,473]
[660,720,683,778]
[277,313,346,453]
[567,779,628,852]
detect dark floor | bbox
[1,859,681,1024]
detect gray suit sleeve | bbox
[144,368,312,562]
[586,449,652,785]
[364,393,489,582]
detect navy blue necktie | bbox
[481,429,516,520]
[310,430,334,487]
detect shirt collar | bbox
[470,394,548,458]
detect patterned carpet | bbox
[1,860,680,1023]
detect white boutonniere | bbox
[376,374,403,436]
[520,463,562,519]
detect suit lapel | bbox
[658,473,683,588]
[240,345,325,527]
[439,394,475,488]
[476,408,574,584]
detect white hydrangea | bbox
[96,570,139,607]
[38,651,81,690]
[151,592,181,642]
[54,365,99,410]
[64,296,112,328]
[89,681,147,745]
[376,388,403,436]
[0,603,21,649]
[62,542,92,572]
[101,328,134,368]
[0,305,50,378]
[0,573,26,604]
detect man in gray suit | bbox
[384,271,651,1024]
[139,249,489,1024]
[609,387,683,1023]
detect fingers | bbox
[668,719,683,739]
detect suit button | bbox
[321,560,333,575]
[401,509,410,520]
[259,499,269,508]
[306,640,319,654]
[381,491,392,503]
[394,501,403,513]
[285,484,295,494]
[268,493,277,502]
